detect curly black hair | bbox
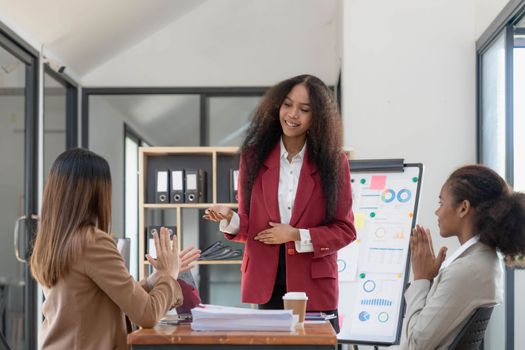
[240,74,343,223]
[446,165,525,265]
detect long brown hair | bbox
[31,148,112,288]
[446,165,525,264]
[241,74,343,223]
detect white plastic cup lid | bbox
[282,292,308,300]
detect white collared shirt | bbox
[439,235,479,271]
[220,139,313,253]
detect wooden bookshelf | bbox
[138,147,242,280]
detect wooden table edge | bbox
[128,322,337,346]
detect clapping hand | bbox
[145,227,179,280]
[145,228,201,287]
[410,225,447,280]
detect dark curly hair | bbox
[446,165,525,265]
[240,74,343,223]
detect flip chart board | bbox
[338,159,423,345]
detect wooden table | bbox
[128,322,337,349]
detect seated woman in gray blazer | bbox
[400,164,525,349]
[30,149,200,350]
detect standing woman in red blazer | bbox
[204,74,356,332]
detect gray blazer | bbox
[399,241,503,350]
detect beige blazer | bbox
[399,241,504,350]
[39,229,182,350]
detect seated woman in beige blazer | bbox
[400,165,525,350]
[30,148,200,350]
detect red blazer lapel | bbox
[290,151,317,227]
[261,143,281,223]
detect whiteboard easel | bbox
[338,159,423,346]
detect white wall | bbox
[342,0,477,256]
[81,0,340,86]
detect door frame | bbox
[0,21,39,350]
[43,65,79,149]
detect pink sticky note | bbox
[370,175,387,190]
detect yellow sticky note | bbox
[355,213,366,230]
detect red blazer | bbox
[225,143,355,310]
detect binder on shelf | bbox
[146,225,176,259]
[170,169,185,203]
[155,169,169,203]
[185,169,207,203]
[230,169,239,203]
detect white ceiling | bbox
[81,0,341,86]
[0,0,205,76]
[0,0,340,85]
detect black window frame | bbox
[43,64,79,149]
[81,87,269,149]
[476,1,525,348]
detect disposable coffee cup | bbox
[282,292,308,324]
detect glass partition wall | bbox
[208,96,260,146]
[43,69,68,181]
[84,89,265,305]
[1,22,78,349]
[480,32,507,178]
[0,28,39,350]
[513,24,525,193]
[477,4,525,348]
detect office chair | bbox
[449,306,494,350]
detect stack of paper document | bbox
[191,304,298,332]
